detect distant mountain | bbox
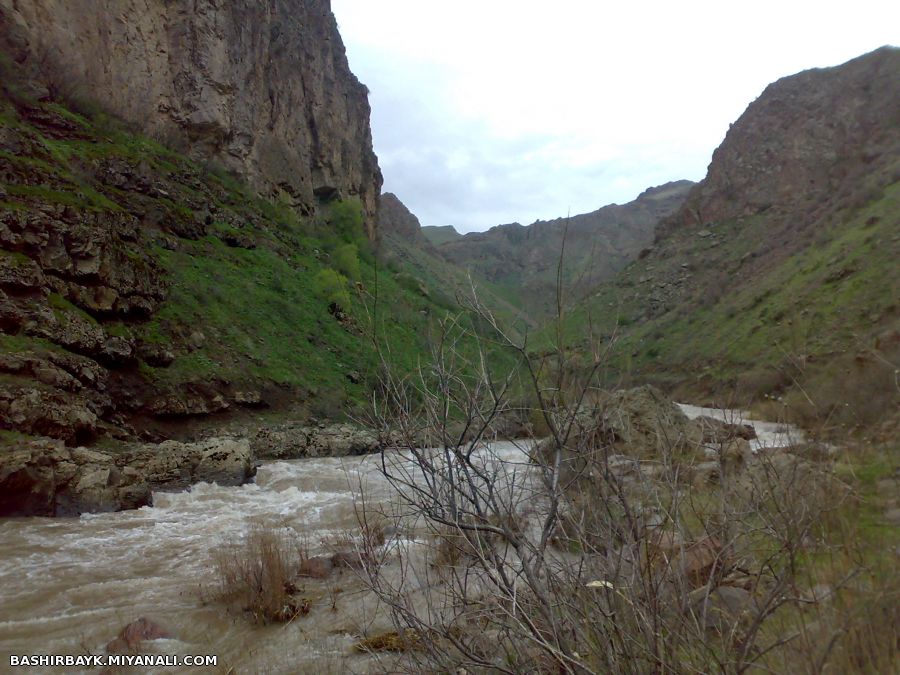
[422,181,694,319]
[558,46,900,429]
[422,225,464,246]
[377,193,530,330]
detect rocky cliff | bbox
[378,192,427,244]
[560,47,900,427]
[0,0,383,235]
[661,46,900,234]
[0,57,439,448]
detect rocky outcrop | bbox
[378,193,428,243]
[660,47,900,234]
[0,436,253,516]
[251,422,382,460]
[0,0,382,234]
[0,70,379,444]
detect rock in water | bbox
[0,436,254,516]
[106,618,173,654]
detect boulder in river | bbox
[0,436,254,516]
[106,617,173,654]
[251,422,381,460]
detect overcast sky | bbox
[331,0,898,233]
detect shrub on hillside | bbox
[327,199,366,245]
[332,243,361,281]
[313,268,351,310]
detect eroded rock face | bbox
[252,423,382,460]
[660,47,900,231]
[0,0,383,233]
[378,193,427,244]
[0,436,254,516]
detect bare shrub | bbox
[212,525,310,624]
[355,274,887,673]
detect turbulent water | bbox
[0,442,532,674]
[676,403,805,451]
[0,411,799,674]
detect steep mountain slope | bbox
[0,9,445,447]
[424,182,693,318]
[559,47,900,429]
[421,225,463,246]
[0,0,382,233]
[378,193,531,329]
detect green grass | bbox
[547,179,900,409]
[0,84,471,421]
[0,332,65,354]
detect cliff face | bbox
[666,46,900,232]
[560,48,899,418]
[0,0,382,236]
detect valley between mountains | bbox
[0,2,897,672]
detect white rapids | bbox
[0,442,533,674]
[0,409,799,673]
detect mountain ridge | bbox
[422,180,694,318]
[556,46,900,429]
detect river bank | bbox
[3,384,894,673]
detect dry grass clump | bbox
[212,525,311,624]
[321,514,391,573]
[353,629,421,653]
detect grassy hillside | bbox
[421,225,463,246]
[527,48,900,434]
[552,166,899,431]
[0,78,464,442]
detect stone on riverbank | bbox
[0,436,253,516]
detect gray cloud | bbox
[333,1,897,233]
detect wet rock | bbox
[252,423,382,460]
[0,435,253,516]
[692,415,757,443]
[106,617,173,654]
[307,424,381,458]
[137,437,253,490]
[0,439,136,516]
[193,439,254,485]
